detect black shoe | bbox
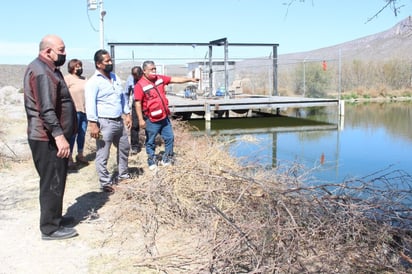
[68,161,77,168]
[101,185,115,193]
[67,164,78,173]
[41,226,78,240]
[75,155,89,165]
[131,145,142,155]
[60,216,75,226]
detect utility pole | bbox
[87,0,106,49]
[99,0,106,49]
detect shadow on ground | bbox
[64,191,110,226]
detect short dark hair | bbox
[67,59,82,74]
[142,60,155,70]
[131,66,142,76]
[93,49,109,68]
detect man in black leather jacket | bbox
[23,34,78,240]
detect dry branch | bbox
[104,120,412,273]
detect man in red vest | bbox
[134,60,199,170]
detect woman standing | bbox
[64,59,88,168]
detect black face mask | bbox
[54,54,66,67]
[103,64,113,73]
[75,68,83,76]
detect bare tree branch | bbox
[102,122,412,273]
[366,0,405,23]
[283,0,407,23]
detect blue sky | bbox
[0,0,409,64]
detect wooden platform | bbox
[168,94,341,120]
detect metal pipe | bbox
[99,0,106,49]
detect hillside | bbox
[279,16,412,63]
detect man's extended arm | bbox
[170,76,199,84]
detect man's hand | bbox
[139,118,146,129]
[88,121,101,139]
[124,114,132,130]
[55,135,70,158]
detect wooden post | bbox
[338,100,345,131]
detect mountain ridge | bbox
[278,16,412,63]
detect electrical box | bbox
[88,0,98,10]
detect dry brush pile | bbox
[99,121,412,273]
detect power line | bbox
[86,1,99,32]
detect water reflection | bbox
[345,102,412,142]
[189,101,412,183]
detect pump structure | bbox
[107,39,279,96]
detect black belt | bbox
[100,116,122,121]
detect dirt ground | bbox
[0,95,150,274]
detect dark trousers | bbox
[29,139,68,235]
[130,101,140,150]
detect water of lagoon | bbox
[189,101,412,184]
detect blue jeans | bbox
[145,117,174,166]
[70,112,88,154]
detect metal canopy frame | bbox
[108,39,279,96]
